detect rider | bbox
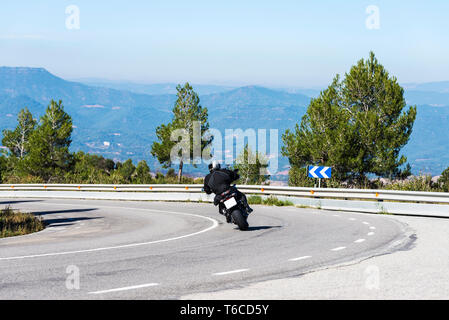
[203,160,253,215]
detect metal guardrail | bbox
[1,184,449,205]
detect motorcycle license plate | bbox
[224,197,237,209]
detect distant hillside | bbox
[402,80,449,106]
[0,67,174,112]
[74,78,235,96]
[202,85,311,108]
[402,81,449,93]
[402,105,449,175]
[0,67,309,177]
[404,90,449,106]
[0,93,43,116]
[0,66,448,177]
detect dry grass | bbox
[0,206,45,238]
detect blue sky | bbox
[1,0,449,87]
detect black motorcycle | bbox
[217,186,249,231]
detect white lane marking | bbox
[88,283,159,295]
[367,232,375,236]
[48,227,66,232]
[362,222,369,225]
[331,246,346,251]
[0,205,219,261]
[213,269,249,276]
[369,226,376,230]
[289,255,312,262]
[354,239,365,243]
[349,218,356,221]
[332,214,340,217]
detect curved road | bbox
[0,198,411,299]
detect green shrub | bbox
[248,195,263,205]
[438,168,449,192]
[384,175,436,192]
[264,196,294,206]
[248,195,293,206]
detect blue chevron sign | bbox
[308,166,332,179]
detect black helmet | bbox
[208,160,221,171]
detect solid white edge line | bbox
[88,283,159,295]
[213,269,250,276]
[288,255,312,262]
[354,239,365,243]
[331,246,346,251]
[0,205,219,261]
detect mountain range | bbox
[0,66,448,178]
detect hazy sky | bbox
[1,0,448,87]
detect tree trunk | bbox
[178,160,183,183]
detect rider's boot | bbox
[243,201,253,214]
[239,193,253,214]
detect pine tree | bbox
[116,159,136,183]
[134,160,152,184]
[2,108,36,159]
[25,100,73,182]
[233,144,270,185]
[282,52,417,187]
[151,83,212,182]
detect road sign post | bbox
[308,166,332,188]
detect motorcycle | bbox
[217,186,249,231]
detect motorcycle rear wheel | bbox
[231,209,249,231]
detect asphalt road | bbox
[0,198,412,299]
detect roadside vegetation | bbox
[0,206,45,238]
[0,101,202,185]
[282,52,449,192]
[248,195,294,206]
[1,53,448,192]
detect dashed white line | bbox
[367,232,375,236]
[362,222,370,225]
[369,226,376,230]
[349,218,356,221]
[354,239,365,243]
[88,283,159,295]
[331,246,346,251]
[213,269,249,276]
[332,214,340,217]
[288,255,312,262]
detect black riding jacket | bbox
[204,168,239,195]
